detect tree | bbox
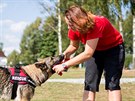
[39,0,62,54]
[16,0,133,68]
[109,0,128,37]
[20,18,42,64]
[57,0,62,54]
[19,16,59,64]
[7,50,20,66]
[41,15,60,56]
[0,43,3,51]
[123,14,133,54]
[130,0,135,68]
[38,31,58,58]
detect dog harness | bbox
[8,54,65,99]
[9,65,36,99]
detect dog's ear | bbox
[37,58,44,62]
[44,57,54,68]
[52,54,65,65]
[44,54,65,66]
[35,60,48,70]
[35,54,64,70]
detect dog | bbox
[0,54,64,101]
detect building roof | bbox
[0,50,6,57]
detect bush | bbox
[124,54,132,69]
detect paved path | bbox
[47,78,135,84]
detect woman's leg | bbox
[104,44,125,101]
[83,56,104,101]
[83,90,96,101]
[108,90,122,101]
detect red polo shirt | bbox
[68,16,123,50]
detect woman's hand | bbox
[53,64,65,76]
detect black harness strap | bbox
[11,65,20,99]
[10,54,64,99]
[27,77,36,88]
[10,66,36,99]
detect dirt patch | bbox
[122,69,135,78]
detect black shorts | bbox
[84,43,125,92]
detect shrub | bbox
[124,54,132,69]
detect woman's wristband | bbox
[61,63,68,72]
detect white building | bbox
[0,50,7,66]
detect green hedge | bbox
[125,54,132,69]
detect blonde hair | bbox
[65,5,94,33]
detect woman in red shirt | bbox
[53,5,125,101]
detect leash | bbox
[11,65,19,99]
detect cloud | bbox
[0,3,7,13]
[0,19,14,26]
[2,33,21,56]
[1,19,30,56]
[1,19,29,33]
[10,21,29,33]
[3,46,20,56]
[3,34,20,44]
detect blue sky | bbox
[0,0,53,56]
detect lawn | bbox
[31,68,135,101]
[50,68,135,79]
[32,82,135,101]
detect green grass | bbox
[50,68,85,79]
[32,82,135,101]
[31,68,135,101]
[4,68,135,101]
[50,68,135,79]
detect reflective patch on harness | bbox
[9,67,36,87]
[11,76,27,81]
[9,67,28,85]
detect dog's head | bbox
[22,54,64,86]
